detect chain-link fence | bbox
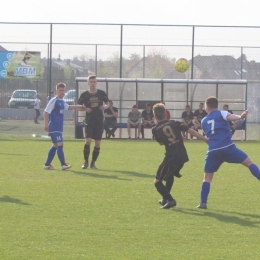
[1,23,260,139]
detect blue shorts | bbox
[50,132,63,143]
[204,144,248,173]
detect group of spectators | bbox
[104,102,243,139]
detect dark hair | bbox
[146,103,151,107]
[199,102,204,106]
[153,103,166,120]
[185,104,191,109]
[132,104,137,109]
[206,96,218,109]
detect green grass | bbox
[1,137,260,259]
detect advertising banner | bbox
[0,51,41,79]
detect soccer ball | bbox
[174,58,189,73]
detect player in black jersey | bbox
[141,103,155,139]
[181,104,195,139]
[78,75,110,169]
[152,103,208,209]
[194,103,207,135]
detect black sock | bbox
[91,147,100,164]
[166,177,174,193]
[83,144,90,162]
[155,181,174,201]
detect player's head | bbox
[205,96,218,113]
[132,104,138,112]
[109,100,113,105]
[223,104,229,110]
[153,103,166,121]
[87,75,97,89]
[199,102,204,109]
[145,103,151,111]
[36,93,41,99]
[55,82,66,98]
[185,104,191,111]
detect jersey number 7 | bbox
[207,119,215,134]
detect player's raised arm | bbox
[227,110,248,121]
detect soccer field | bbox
[0,137,260,259]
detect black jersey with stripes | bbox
[78,89,109,123]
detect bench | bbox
[75,122,138,139]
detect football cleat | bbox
[174,173,182,178]
[90,163,98,169]
[43,164,55,170]
[158,199,167,206]
[82,161,88,169]
[196,202,207,209]
[62,164,71,170]
[161,199,177,209]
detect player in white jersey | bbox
[43,82,86,170]
[197,96,260,209]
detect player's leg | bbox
[197,150,222,209]
[90,140,101,169]
[44,134,58,170]
[137,122,141,139]
[103,120,111,138]
[127,122,131,139]
[110,121,117,137]
[155,161,177,209]
[82,126,93,169]
[141,124,145,139]
[224,145,260,180]
[36,109,40,123]
[90,122,103,169]
[241,157,260,180]
[197,172,214,209]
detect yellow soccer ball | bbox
[174,58,189,73]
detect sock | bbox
[45,146,57,166]
[249,164,260,180]
[155,181,174,201]
[91,147,100,164]
[166,177,174,193]
[57,146,65,166]
[200,182,210,204]
[83,144,90,162]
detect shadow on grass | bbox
[100,169,153,178]
[70,170,131,181]
[0,195,31,205]
[175,207,260,228]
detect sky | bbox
[1,0,260,26]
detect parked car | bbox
[64,89,76,105]
[8,89,37,109]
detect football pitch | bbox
[0,137,260,259]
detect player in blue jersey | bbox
[43,82,86,170]
[197,96,260,209]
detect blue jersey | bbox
[201,110,233,151]
[44,97,69,134]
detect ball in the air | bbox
[32,134,36,138]
[174,58,189,73]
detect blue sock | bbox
[249,164,260,180]
[45,146,57,166]
[57,146,65,166]
[200,182,210,204]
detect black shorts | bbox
[85,120,104,140]
[156,160,184,181]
